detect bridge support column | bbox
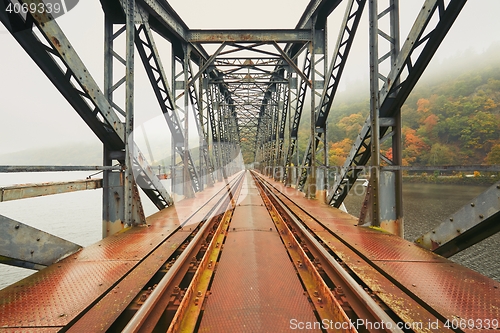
[102,3,146,237]
[361,0,403,236]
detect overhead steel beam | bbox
[327,0,467,207]
[296,0,343,30]
[188,30,312,43]
[0,179,102,202]
[416,182,500,258]
[0,215,81,270]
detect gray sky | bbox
[1,0,500,155]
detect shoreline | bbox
[402,175,499,185]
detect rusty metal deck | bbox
[198,173,319,332]
[0,175,240,331]
[261,174,500,331]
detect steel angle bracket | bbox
[132,143,174,208]
[0,215,81,270]
[416,181,500,257]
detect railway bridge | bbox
[1,0,500,331]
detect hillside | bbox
[305,44,500,168]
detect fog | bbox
[1,0,499,159]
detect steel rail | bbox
[121,172,245,332]
[255,173,462,332]
[252,173,356,332]
[252,171,404,332]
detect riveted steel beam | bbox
[0,166,120,173]
[416,182,500,257]
[188,30,312,43]
[0,215,81,270]
[0,179,102,202]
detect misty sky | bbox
[1,0,500,156]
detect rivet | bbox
[449,218,453,222]
[471,203,475,207]
[479,214,484,219]
[15,225,20,229]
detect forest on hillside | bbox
[296,45,500,169]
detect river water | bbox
[0,174,498,290]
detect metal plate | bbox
[72,230,168,261]
[332,227,448,262]
[378,262,500,323]
[199,190,319,332]
[314,230,453,331]
[0,261,131,328]
[67,231,190,332]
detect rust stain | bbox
[51,36,61,49]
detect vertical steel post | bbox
[307,36,317,199]
[369,0,381,226]
[171,50,177,198]
[365,0,402,236]
[183,45,195,198]
[124,0,136,225]
[387,0,403,236]
[102,15,115,238]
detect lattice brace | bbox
[327,0,468,209]
[282,48,312,183]
[187,60,215,188]
[198,71,216,186]
[297,0,366,192]
[169,51,198,196]
[276,75,291,179]
[269,84,281,172]
[206,83,222,181]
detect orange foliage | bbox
[416,98,431,114]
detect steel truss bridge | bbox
[1,0,500,332]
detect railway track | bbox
[61,170,497,332]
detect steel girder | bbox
[0,0,173,233]
[296,0,366,191]
[0,1,122,150]
[416,181,500,258]
[327,0,467,207]
[0,215,81,270]
[188,30,312,43]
